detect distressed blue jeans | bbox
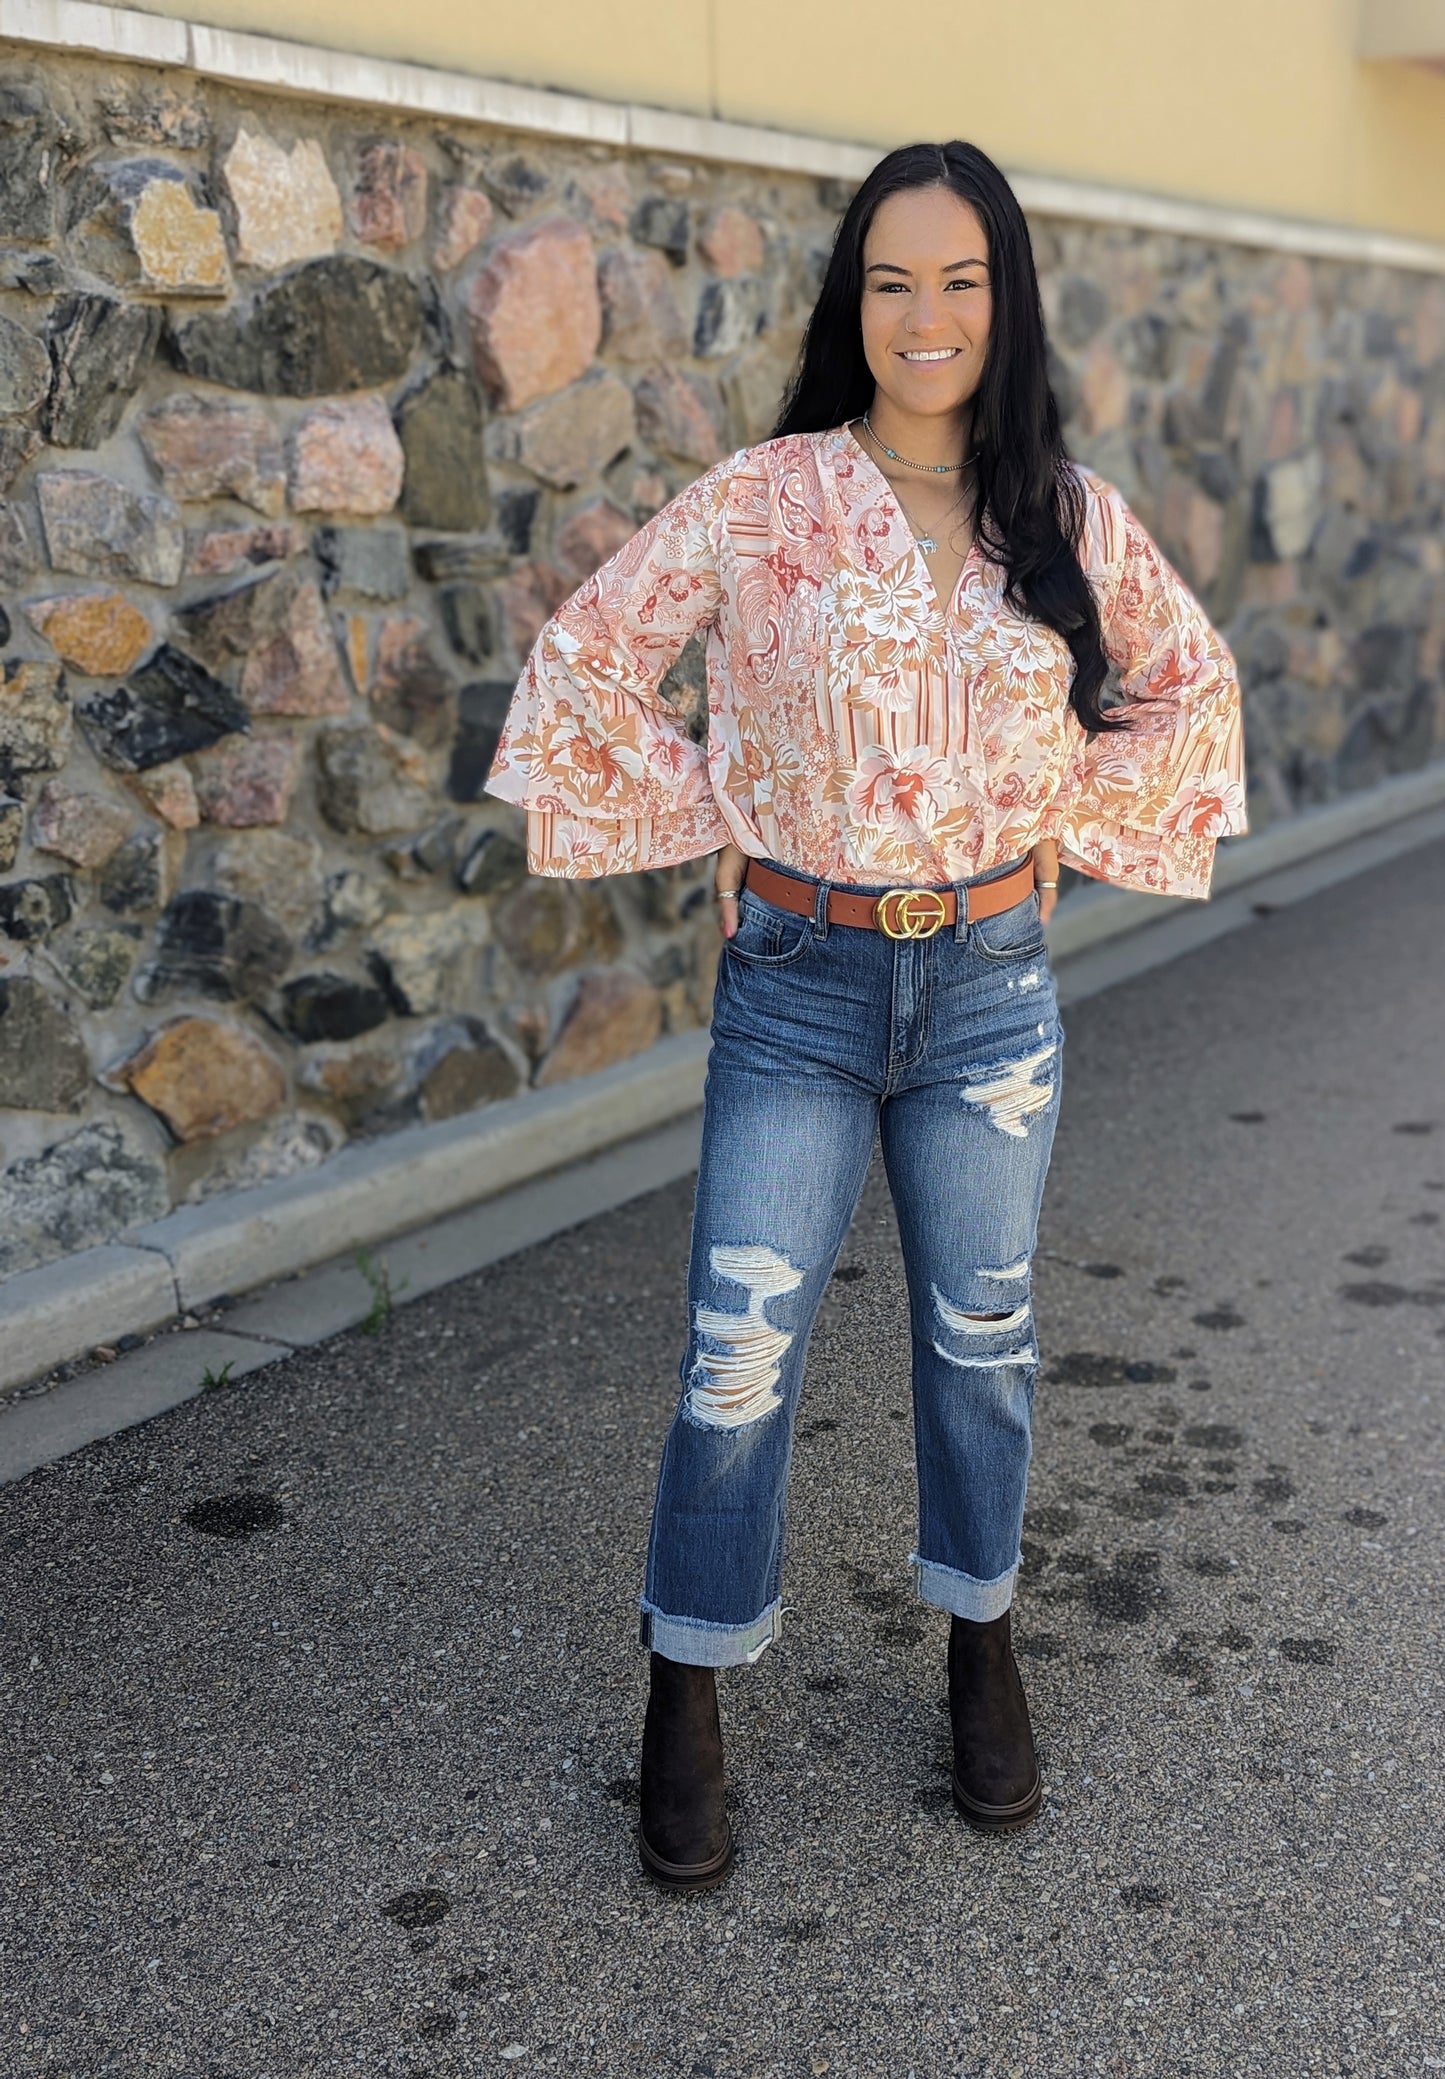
[640,854,1063,1667]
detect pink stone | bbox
[31,779,131,868]
[633,364,724,465]
[494,370,637,491]
[127,760,200,829]
[178,566,349,717]
[467,217,601,411]
[190,732,302,826]
[598,246,687,361]
[555,499,637,584]
[1079,342,1129,435]
[573,163,631,230]
[498,562,571,659]
[535,970,663,1087]
[183,522,308,577]
[138,395,284,514]
[350,140,428,251]
[288,395,405,515]
[370,616,456,750]
[699,206,764,278]
[434,185,493,271]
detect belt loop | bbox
[952,877,970,942]
[812,874,831,940]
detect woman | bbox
[484,140,1245,1889]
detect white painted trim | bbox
[4,0,1445,273]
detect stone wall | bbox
[0,46,1443,1285]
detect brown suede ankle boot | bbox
[638,1652,735,1889]
[948,1609,1043,1832]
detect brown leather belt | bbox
[741,855,1037,940]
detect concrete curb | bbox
[1,761,1443,1419]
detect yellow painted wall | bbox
[109,0,1445,243]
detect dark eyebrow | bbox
[864,257,989,276]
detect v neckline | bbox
[838,421,981,622]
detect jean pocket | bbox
[723,889,816,966]
[968,890,1047,963]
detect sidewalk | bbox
[3,839,1442,2078]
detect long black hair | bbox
[773,140,1120,732]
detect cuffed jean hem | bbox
[910,1552,1018,1622]
[639,1596,782,1667]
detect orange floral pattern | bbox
[484,425,1247,897]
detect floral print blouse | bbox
[484,425,1247,897]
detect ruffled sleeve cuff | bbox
[1056,817,1224,901]
[518,802,730,879]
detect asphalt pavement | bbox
[3,837,1443,2079]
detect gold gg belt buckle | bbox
[874,888,949,939]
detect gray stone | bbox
[394,369,489,532]
[496,488,539,555]
[280,970,391,1043]
[456,826,526,896]
[0,81,70,244]
[44,293,163,448]
[37,471,183,587]
[306,867,391,949]
[170,256,424,397]
[0,1121,167,1279]
[439,583,495,664]
[631,195,690,266]
[1,250,68,295]
[314,724,435,835]
[413,536,510,582]
[98,79,211,151]
[492,368,636,490]
[135,888,293,1004]
[78,646,248,772]
[1057,275,1110,348]
[0,976,89,1111]
[447,680,512,801]
[692,276,768,359]
[0,502,36,585]
[0,874,74,944]
[0,426,41,494]
[383,814,461,881]
[210,830,325,941]
[0,659,70,790]
[366,904,486,1015]
[476,152,551,215]
[47,926,140,1007]
[0,793,22,870]
[98,831,171,915]
[0,312,51,419]
[314,525,411,601]
[413,1016,520,1119]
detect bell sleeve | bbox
[1050,473,1248,900]
[482,455,736,878]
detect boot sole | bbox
[951,1766,1043,1834]
[638,1819,736,1892]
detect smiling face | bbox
[859,184,993,431]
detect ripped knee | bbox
[685,1243,804,1429]
[930,1278,1037,1370]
